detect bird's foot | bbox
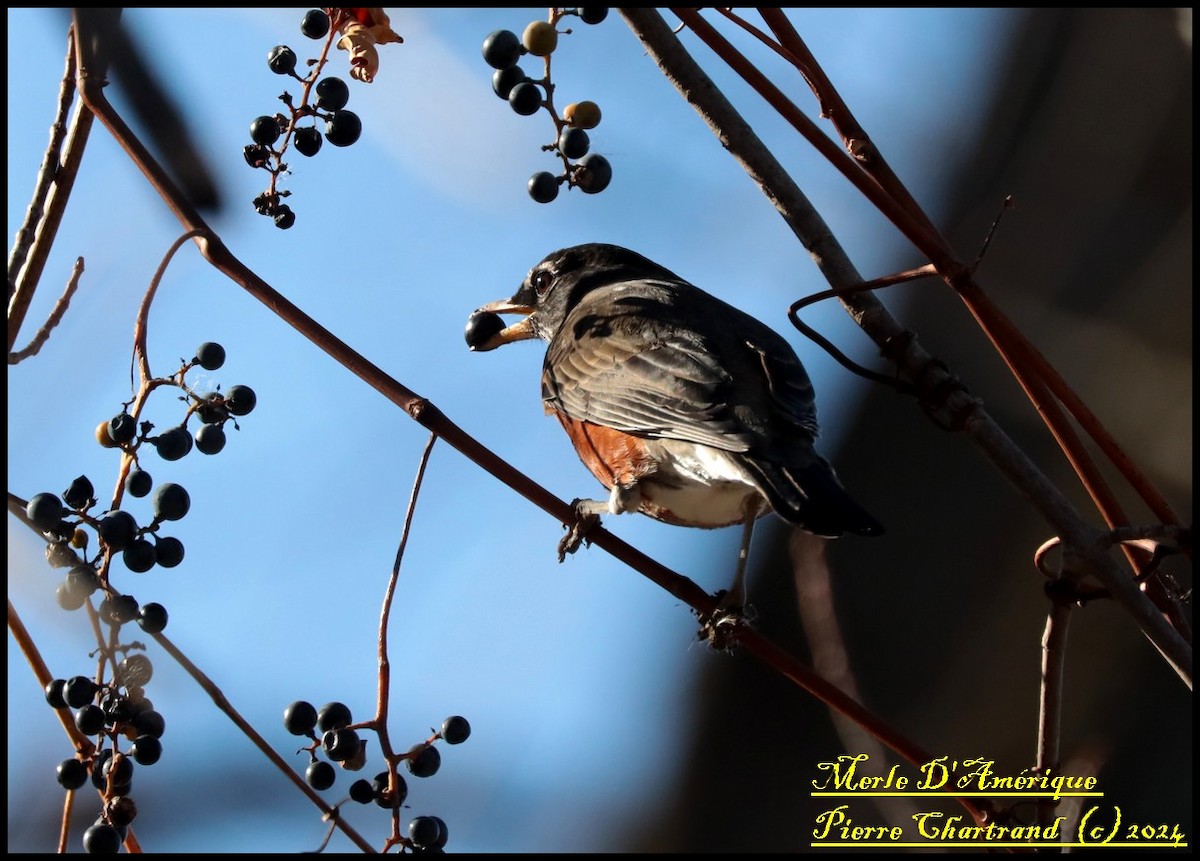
[557,500,603,562]
[697,590,753,652]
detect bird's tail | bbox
[740,456,884,538]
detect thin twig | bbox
[787,264,938,392]
[1036,601,1071,831]
[374,433,439,764]
[133,229,206,384]
[8,26,97,355]
[8,257,84,363]
[8,29,77,297]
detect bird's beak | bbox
[466,299,537,351]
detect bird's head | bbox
[465,243,680,351]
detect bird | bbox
[465,243,883,611]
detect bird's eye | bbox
[532,269,554,295]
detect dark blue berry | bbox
[250,115,282,146]
[57,758,89,790]
[45,678,69,709]
[482,30,522,70]
[108,413,138,444]
[26,493,64,531]
[97,510,138,550]
[154,426,193,461]
[196,393,227,424]
[268,45,298,75]
[315,77,350,111]
[579,8,609,24]
[306,760,336,791]
[349,778,376,804]
[406,744,441,778]
[464,310,506,350]
[74,704,106,735]
[125,469,153,498]
[154,536,185,568]
[137,602,169,634]
[492,66,528,100]
[325,111,362,147]
[132,709,165,739]
[284,700,318,736]
[409,816,444,850]
[131,735,163,766]
[91,750,114,789]
[122,538,157,573]
[301,9,330,39]
[225,385,257,416]
[317,701,352,732]
[194,342,226,370]
[101,692,133,724]
[293,126,323,157]
[83,823,122,854]
[528,171,559,204]
[508,81,542,116]
[193,424,226,456]
[558,126,590,159]
[441,715,471,744]
[152,483,190,521]
[575,152,612,193]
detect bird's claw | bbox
[557,501,601,562]
[698,590,750,651]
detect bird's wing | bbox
[541,281,817,452]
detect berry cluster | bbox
[27,342,255,606]
[482,8,612,203]
[22,339,253,852]
[283,700,469,852]
[45,666,166,852]
[245,9,365,228]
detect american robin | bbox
[465,243,883,606]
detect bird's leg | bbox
[721,500,760,611]
[557,482,641,562]
[701,497,765,650]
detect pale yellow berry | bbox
[523,21,558,57]
[564,100,602,130]
[95,421,118,449]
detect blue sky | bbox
[7,8,1016,852]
